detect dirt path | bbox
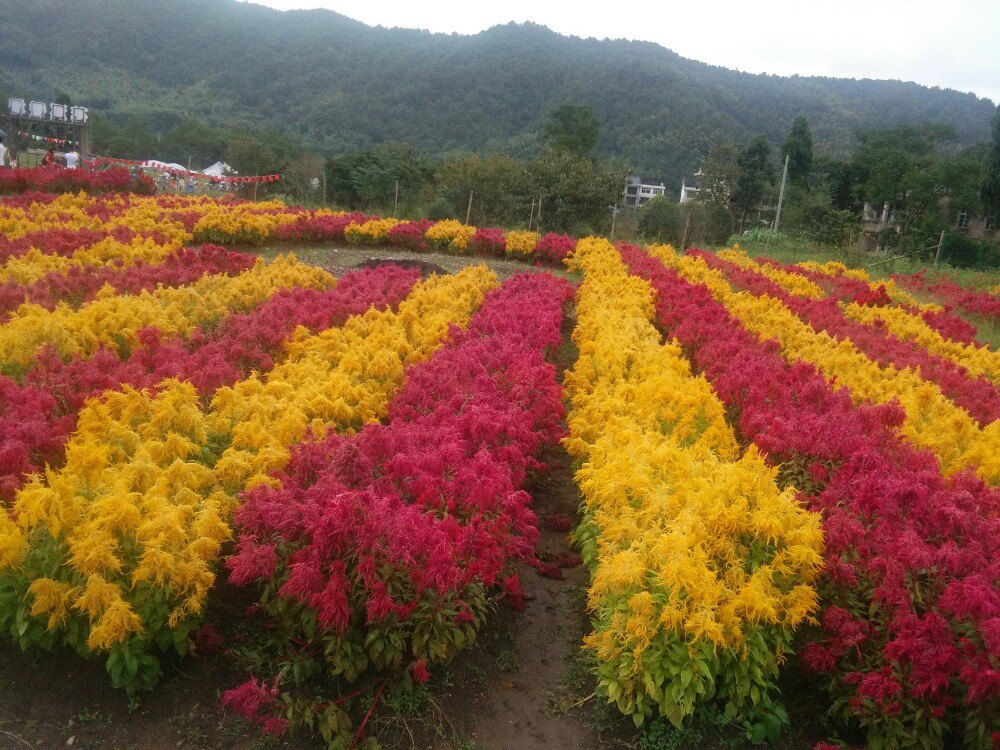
[438,449,599,750]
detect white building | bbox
[624,175,666,207]
[679,168,704,203]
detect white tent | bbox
[144,159,193,173]
[202,161,233,177]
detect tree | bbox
[638,196,681,243]
[226,135,283,182]
[528,150,627,233]
[850,124,971,247]
[543,104,600,158]
[436,153,529,226]
[700,142,739,204]
[160,120,227,167]
[781,116,813,185]
[283,154,325,206]
[730,134,775,232]
[981,106,1000,222]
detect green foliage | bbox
[226,134,283,180]
[638,196,682,243]
[781,116,813,185]
[730,135,776,227]
[436,152,530,226]
[780,185,855,246]
[0,0,993,192]
[980,105,1000,221]
[326,143,435,211]
[543,103,600,157]
[682,200,736,248]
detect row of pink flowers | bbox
[0,266,421,504]
[0,244,255,321]
[622,245,1000,750]
[698,250,1000,425]
[892,269,1000,321]
[223,272,573,737]
[761,257,982,346]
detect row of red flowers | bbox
[762,257,982,346]
[892,269,1000,322]
[0,167,157,196]
[622,245,1000,750]
[698,250,1000,425]
[221,272,573,739]
[0,265,421,504]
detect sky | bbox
[242,0,1000,105]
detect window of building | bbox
[957,211,971,230]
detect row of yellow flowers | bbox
[564,238,823,730]
[722,249,1000,384]
[0,192,194,243]
[0,266,496,690]
[656,247,1000,484]
[0,256,332,370]
[1,235,183,285]
[190,200,303,246]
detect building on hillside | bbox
[679,168,704,203]
[624,175,666,207]
[954,209,997,239]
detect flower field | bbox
[0,184,998,750]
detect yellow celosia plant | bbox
[504,230,540,257]
[191,201,300,245]
[798,259,943,312]
[209,266,498,494]
[345,217,400,245]
[656,248,1000,485]
[424,219,477,252]
[565,238,823,730]
[840,301,1000,383]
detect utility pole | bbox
[609,205,619,242]
[680,213,691,250]
[465,190,474,225]
[773,153,789,233]
[528,197,536,232]
[393,179,399,217]
[934,229,946,268]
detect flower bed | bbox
[222,271,573,739]
[623,244,1000,749]
[565,238,823,736]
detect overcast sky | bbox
[243,0,1000,105]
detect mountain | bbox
[1,0,995,190]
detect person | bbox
[64,146,79,169]
[0,136,7,168]
[41,149,57,167]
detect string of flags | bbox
[19,131,71,146]
[88,157,283,184]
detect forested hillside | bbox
[0,0,994,188]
